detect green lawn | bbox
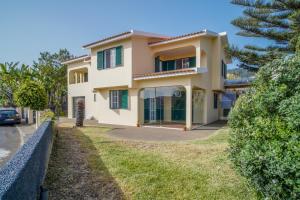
[46,124,256,200]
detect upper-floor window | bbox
[221,60,227,79]
[84,72,88,82]
[155,56,196,72]
[97,46,123,70]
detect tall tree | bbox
[227,0,300,70]
[32,49,73,114]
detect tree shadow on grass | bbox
[44,127,125,200]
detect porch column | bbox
[79,72,83,83]
[196,46,201,67]
[185,85,193,130]
[75,72,78,84]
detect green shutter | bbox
[121,90,128,109]
[155,56,160,72]
[189,57,196,67]
[97,51,104,69]
[116,46,122,66]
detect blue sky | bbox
[0,0,264,69]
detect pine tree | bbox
[227,0,300,70]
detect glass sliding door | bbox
[140,86,186,125]
[171,90,186,122]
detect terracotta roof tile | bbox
[82,31,131,48]
[148,30,206,45]
[62,55,90,64]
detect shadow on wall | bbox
[44,127,125,200]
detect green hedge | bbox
[228,56,300,199]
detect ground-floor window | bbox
[139,86,186,125]
[213,93,218,109]
[109,90,128,109]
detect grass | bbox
[45,124,256,200]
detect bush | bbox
[40,109,55,122]
[228,56,300,199]
[14,80,47,111]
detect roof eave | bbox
[82,30,170,49]
[61,55,90,65]
[82,32,133,49]
[148,31,218,47]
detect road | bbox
[0,125,21,167]
[0,124,35,168]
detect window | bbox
[221,60,227,79]
[109,90,128,109]
[175,59,183,69]
[104,49,111,68]
[214,93,218,109]
[84,73,88,82]
[182,58,190,68]
[97,46,123,70]
[94,93,96,102]
[161,57,196,71]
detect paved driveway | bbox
[0,124,35,168]
[0,126,21,167]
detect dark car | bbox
[0,109,21,125]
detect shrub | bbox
[40,109,55,122]
[228,56,300,199]
[14,80,47,111]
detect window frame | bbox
[97,46,123,70]
[161,56,196,71]
[109,90,128,109]
[221,60,227,79]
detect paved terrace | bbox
[58,118,227,142]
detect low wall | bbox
[0,120,54,200]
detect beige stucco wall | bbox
[96,88,139,126]
[132,36,155,76]
[89,39,133,89]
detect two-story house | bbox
[63,30,231,130]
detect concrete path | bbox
[0,124,35,168]
[59,118,226,142]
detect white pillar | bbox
[196,45,201,67]
[185,85,193,130]
[75,72,78,84]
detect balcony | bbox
[69,68,88,85]
[224,68,255,89]
[134,45,208,80]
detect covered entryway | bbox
[72,96,85,118]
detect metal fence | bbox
[0,120,53,200]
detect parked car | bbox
[0,108,21,125]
